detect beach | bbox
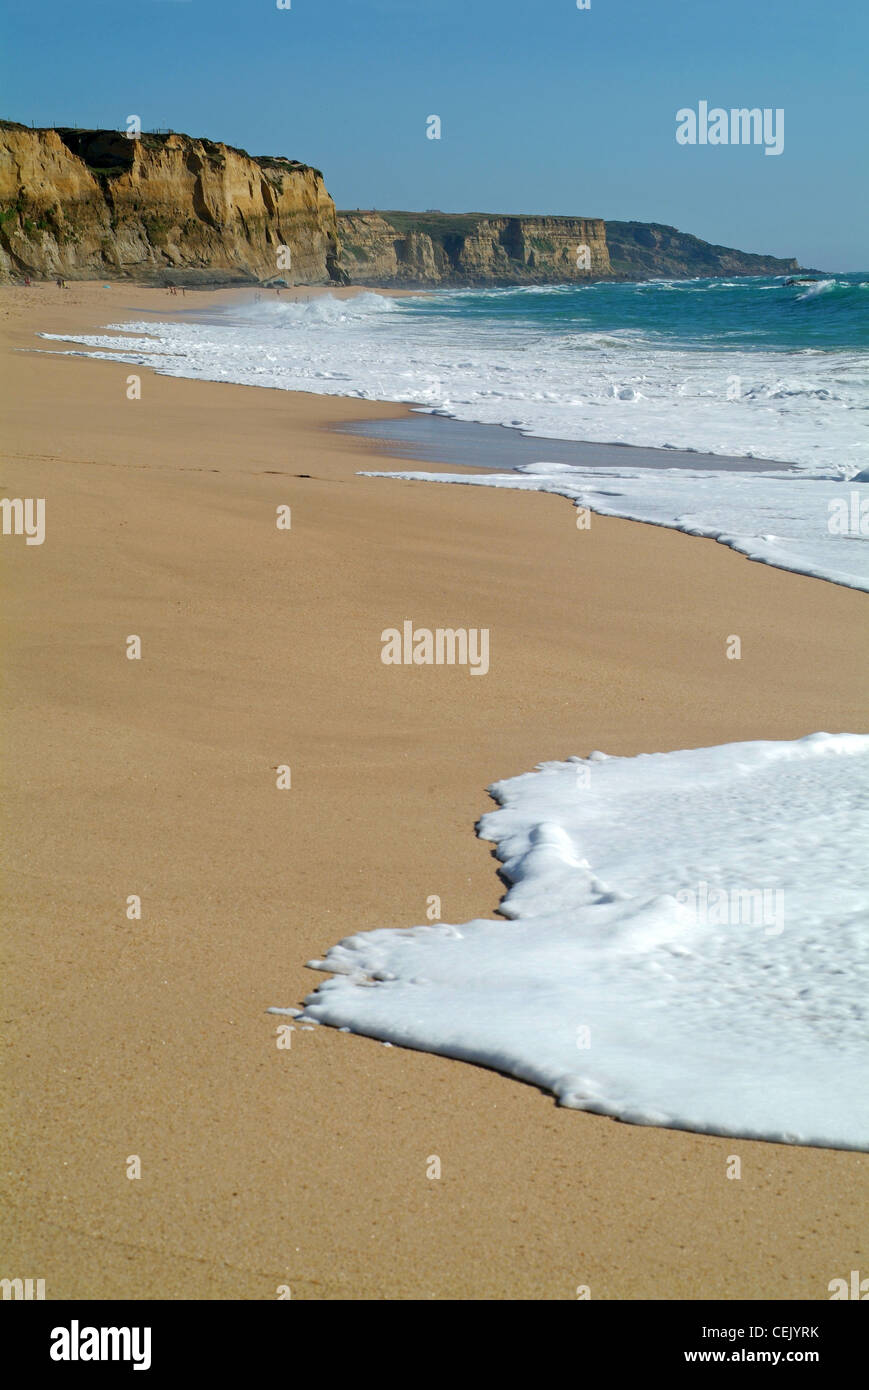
[1,282,867,1299]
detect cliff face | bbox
[0,123,802,287]
[0,123,344,284]
[338,210,801,285]
[605,221,799,279]
[338,211,611,285]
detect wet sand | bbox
[333,411,792,472]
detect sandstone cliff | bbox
[0,122,345,284]
[337,210,800,285]
[0,122,803,288]
[338,210,610,285]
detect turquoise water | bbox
[403,273,869,354]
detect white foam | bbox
[362,462,869,591]
[302,734,869,1150]
[37,291,869,479]
[37,291,869,588]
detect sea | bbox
[43,271,869,589]
[43,275,869,1147]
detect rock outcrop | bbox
[337,210,801,285]
[0,122,345,284]
[603,221,799,279]
[338,210,610,285]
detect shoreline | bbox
[21,278,795,475]
[333,411,794,473]
[2,281,867,1299]
[27,280,867,596]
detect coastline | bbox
[331,412,795,474]
[2,282,867,1299]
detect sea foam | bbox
[363,461,869,591]
[37,279,869,482]
[300,734,869,1150]
[37,280,868,588]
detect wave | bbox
[794,277,869,303]
[797,279,839,299]
[37,272,868,490]
[245,290,399,322]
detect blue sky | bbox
[3,0,866,269]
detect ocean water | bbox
[40,272,869,587]
[298,734,869,1150]
[41,275,869,473]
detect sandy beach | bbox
[1,281,866,1300]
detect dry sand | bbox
[1,281,866,1300]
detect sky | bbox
[3,0,866,270]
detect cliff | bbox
[0,122,803,287]
[601,221,798,279]
[338,210,610,285]
[0,122,345,284]
[337,210,801,285]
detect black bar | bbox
[6,1299,865,1374]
